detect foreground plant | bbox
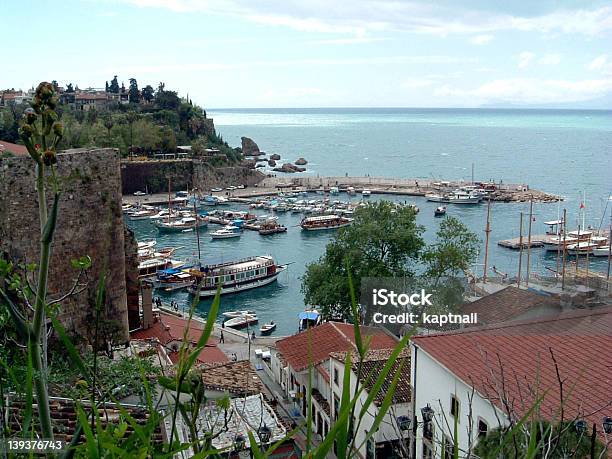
[0,82,63,439]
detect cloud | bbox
[539,54,561,65]
[434,77,612,105]
[589,54,612,75]
[470,34,493,45]
[113,0,612,37]
[309,37,389,45]
[401,78,434,89]
[518,52,536,69]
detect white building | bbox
[410,306,612,458]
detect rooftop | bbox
[276,322,398,371]
[462,286,560,326]
[197,360,265,396]
[412,306,612,435]
[0,140,28,155]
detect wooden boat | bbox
[138,257,184,279]
[592,246,611,257]
[260,322,276,335]
[155,216,208,233]
[300,215,353,231]
[259,222,287,235]
[434,206,447,217]
[187,255,287,297]
[224,314,258,329]
[543,236,579,252]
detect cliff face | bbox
[0,148,130,343]
[121,159,265,194]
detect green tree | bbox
[302,201,424,319]
[141,84,154,103]
[128,78,140,104]
[103,113,114,147]
[126,110,139,152]
[421,216,480,281]
[109,75,120,93]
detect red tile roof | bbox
[131,312,227,364]
[276,322,398,371]
[413,307,612,435]
[461,286,560,326]
[0,140,28,155]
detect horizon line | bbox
[207,106,612,111]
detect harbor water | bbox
[128,108,612,335]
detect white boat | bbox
[137,240,157,251]
[566,238,607,256]
[330,186,339,195]
[188,255,287,298]
[592,246,611,257]
[260,322,276,335]
[128,209,158,220]
[155,217,208,233]
[362,189,371,197]
[426,190,482,204]
[222,310,256,318]
[347,187,356,196]
[543,236,579,252]
[210,228,241,239]
[138,257,184,279]
[434,206,447,217]
[301,214,353,231]
[224,314,258,329]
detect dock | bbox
[497,235,552,249]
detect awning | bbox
[298,311,320,320]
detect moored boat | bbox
[224,314,258,329]
[155,216,208,233]
[434,206,447,217]
[222,310,257,318]
[260,321,276,335]
[362,189,371,197]
[210,227,241,239]
[300,214,353,231]
[187,255,287,297]
[592,246,611,257]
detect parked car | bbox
[133,191,146,196]
[211,188,223,192]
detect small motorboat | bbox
[434,206,447,217]
[223,310,256,319]
[224,314,258,329]
[362,189,371,197]
[210,227,241,239]
[260,321,276,335]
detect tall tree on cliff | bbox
[103,113,114,147]
[109,75,120,93]
[128,78,140,104]
[141,84,154,103]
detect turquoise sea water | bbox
[128,108,612,335]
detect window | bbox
[450,395,460,418]
[333,367,339,385]
[478,419,488,438]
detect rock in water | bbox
[273,163,306,173]
[268,159,277,167]
[294,157,308,165]
[241,137,262,156]
[270,153,281,160]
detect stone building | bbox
[0,148,133,343]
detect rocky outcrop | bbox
[241,137,262,156]
[273,162,306,173]
[270,153,281,161]
[256,157,267,162]
[268,159,277,167]
[295,157,308,165]
[239,159,257,169]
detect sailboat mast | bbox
[194,197,201,261]
[483,198,491,283]
[167,177,171,224]
[517,212,524,288]
[525,196,534,287]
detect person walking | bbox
[220,331,225,343]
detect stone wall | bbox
[0,148,130,343]
[121,159,265,194]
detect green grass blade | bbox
[336,351,352,459]
[183,285,221,371]
[75,403,98,459]
[247,431,265,459]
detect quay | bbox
[497,235,551,249]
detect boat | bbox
[187,255,287,297]
[260,321,276,335]
[300,215,353,231]
[362,189,371,197]
[434,206,447,217]
[210,227,241,239]
[128,208,159,220]
[146,267,195,291]
[259,221,287,235]
[330,186,339,195]
[138,257,184,279]
[137,240,157,251]
[347,187,356,196]
[224,314,258,329]
[299,309,322,331]
[592,246,612,257]
[426,190,483,204]
[222,310,256,318]
[567,236,608,256]
[155,216,207,233]
[542,236,579,252]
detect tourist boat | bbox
[146,267,195,291]
[222,310,256,319]
[542,236,579,252]
[128,208,159,220]
[260,321,276,335]
[224,314,258,329]
[210,227,241,239]
[187,255,287,297]
[434,206,447,217]
[362,189,371,197]
[300,215,353,231]
[567,236,608,255]
[330,186,339,195]
[426,190,482,204]
[138,257,184,279]
[138,239,157,251]
[259,222,287,235]
[155,216,208,233]
[566,230,593,241]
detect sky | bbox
[2,0,612,108]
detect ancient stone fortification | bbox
[121,159,265,194]
[0,148,130,342]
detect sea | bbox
[127,108,612,335]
